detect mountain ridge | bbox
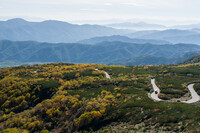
[108,51,200,66]
[78,35,170,45]
[126,29,200,44]
[1,40,200,68]
[0,18,130,43]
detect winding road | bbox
[150,78,200,103]
[95,69,200,104]
[182,84,200,103]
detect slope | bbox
[0,63,200,132]
[179,54,200,64]
[108,51,200,66]
[1,40,200,67]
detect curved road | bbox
[104,71,111,79]
[95,70,200,103]
[150,78,200,103]
[150,79,162,101]
[95,68,111,79]
[181,84,200,103]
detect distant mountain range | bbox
[171,24,200,30]
[0,18,129,43]
[126,29,200,44]
[1,18,200,45]
[109,51,200,66]
[78,29,200,45]
[1,40,200,68]
[107,21,200,30]
[78,35,170,45]
[106,22,167,30]
[1,18,200,67]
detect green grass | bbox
[102,66,133,78]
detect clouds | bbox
[0,0,200,25]
[122,2,146,7]
[80,8,106,12]
[104,3,113,6]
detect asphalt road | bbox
[181,84,200,104]
[104,71,111,79]
[150,78,200,103]
[150,79,162,101]
[95,68,111,79]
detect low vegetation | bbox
[180,54,200,64]
[0,63,200,132]
[194,83,200,95]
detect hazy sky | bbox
[1,0,200,25]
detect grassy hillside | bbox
[180,54,200,64]
[0,63,200,132]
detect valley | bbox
[2,0,200,132]
[1,18,200,132]
[0,0,200,133]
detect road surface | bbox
[104,71,111,79]
[150,78,200,103]
[95,68,111,79]
[150,79,162,101]
[181,84,200,103]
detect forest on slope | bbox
[1,40,200,68]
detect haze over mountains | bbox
[0,18,129,43]
[1,18,200,67]
[106,22,167,30]
[107,22,200,30]
[126,29,200,44]
[78,35,170,45]
[1,18,200,44]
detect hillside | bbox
[1,40,200,68]
[179,54,200,64]
[0,63,200,132]
[108,51,200,66]
[0,18,128,43]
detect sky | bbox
[0,0,200,25]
